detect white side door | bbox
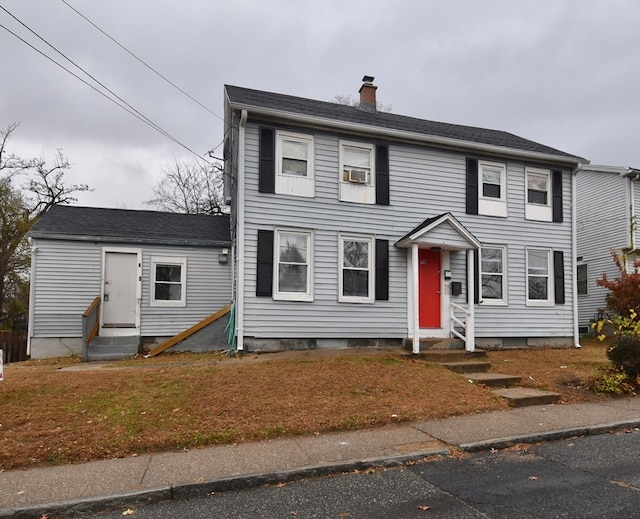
[101,249,141,335]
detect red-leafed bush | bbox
[596,251,640,318]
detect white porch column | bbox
[412,243,420,354]
[466,249,475,352]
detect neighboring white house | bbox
[575,165,640,333]
[28,205,232,359]
[223,77,587,353]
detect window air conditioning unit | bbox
[347,168,367,184]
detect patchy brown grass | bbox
[0,342,609,471]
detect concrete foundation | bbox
[29,337,82,359]
[476,336,574,350]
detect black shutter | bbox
[552,169,563,223]
[554,250,565,304]
[375,239,389,300]
[376,145,390,206]
[466,158,478,215]
[259,127,275,194]
[256,230,274,297]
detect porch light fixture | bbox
[430,246,442,252]
[444,269,452,280]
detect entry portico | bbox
[395,213,481,354]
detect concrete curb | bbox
[458,419,640,453]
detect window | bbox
[151,257,186,307]
[339,141,376,204]
[274,229,313,301]
[526,248,553,305]
[339,234,374,303]
[478,161,507,217]
[526,167,552,221]
[275,131,314,197]
[480,246,507,304]
[577,263,588,295]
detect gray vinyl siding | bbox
[140,246,231,336]
[241,122,574,339]
[30,240,102,337]
[576,169,630,328]
[31,239,231,338]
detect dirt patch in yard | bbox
[0,341,609,471]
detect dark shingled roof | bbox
[225,85,584,161]
[30,205,230,247]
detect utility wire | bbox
[0,6,215,166]
[61,0,225,124]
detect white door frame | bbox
[406,248,451,341]
[100,247,142,337]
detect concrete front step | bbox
[464,372,521,388]
[441,361,491,374]
[87,336,139,361]
[493,387,561,407]
[415,350,487,363]
[404,338,466,350]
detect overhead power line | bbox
[0,6,216,166]
[60,0,225,124]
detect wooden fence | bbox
[1,330,28,363]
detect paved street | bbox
[94,428,640,519]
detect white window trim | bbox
[577,262,588,296]
[526,247,554,306]
[150,256,187,307]
[525,167,552,222]
[479,245,508,306]
[478,160,507,217]
[275,130,315,198]
[338,233,375,304]
[339,140,376,204]
[273,227,314,302]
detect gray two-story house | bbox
[576,165,640,332]
[223,77,586,353]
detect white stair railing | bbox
[450,302,474,352]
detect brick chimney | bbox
[359,75,377,112]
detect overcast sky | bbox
[1,0,639,210]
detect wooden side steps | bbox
[146,304,232,358]
[423,349,560,407]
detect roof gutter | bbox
[27,233,230,248]
[228,102,587,167]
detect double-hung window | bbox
[478,161,507,217]
[275,131,314,198]
[339,234,374,303]
[480,246,507,304]
[526,248,553,305]
[525,167,552,221]
[151,257,186,307]
[274,228,313,301]
[339,141,376,204]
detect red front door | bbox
[418,249,441,328]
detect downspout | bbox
[236,109,248,351]
[630,173,636,252]
[572,166,581,348]
[26,238,37,357]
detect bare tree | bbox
[0,123,90,327]
[146,159,225,215]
